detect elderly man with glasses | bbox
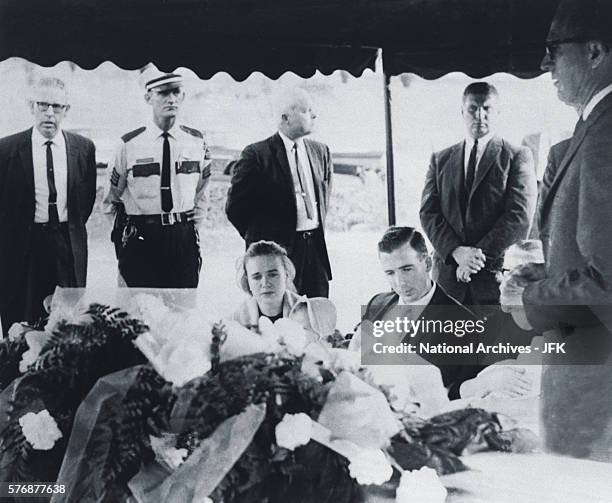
[502,0,612,462]
[0,77,97,335]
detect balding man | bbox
[226,89,333,297]
[0,77,96,334]
[503,0,612,461]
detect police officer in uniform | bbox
[103,73,211,288]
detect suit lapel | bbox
[271,133,296,197]
[542,94,612,220]
[369,292,399,323]
[18,128,35,215]
[63,131,79,219]
[304,139,323,205]
[540,121,588,220]
[449,143,465,225]
[470,136,501,199]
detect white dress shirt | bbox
[463,131,494,176]
[582,82,612,121]
[278,131,319,231]
[102,120,211,220]
[32,127,68,223]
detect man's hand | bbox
[460,365,533,399]
[456,264,473,283]
[499,262,545,331]
[452,246,486,270]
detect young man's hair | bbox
[377,226,428,256]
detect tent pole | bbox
[382,54,396,226]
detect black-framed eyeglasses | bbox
[545,37,586,59]
[35,101,68,113]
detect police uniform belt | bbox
[128,211,192,226]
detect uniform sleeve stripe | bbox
[110,167,121,186]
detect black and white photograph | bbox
[0,0,612,501]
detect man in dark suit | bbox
[504,0,612,462]
[0,77,96,335]
[352,227,534,400]
[420,82,537,307]
[225,89,333,298]
[536,138,571,240]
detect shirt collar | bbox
[465,131,494,150]
[397,280,436,306]
[582,83,612,121]
[32,126,63,147]
[278,130,304,151]
[151,119,176,139]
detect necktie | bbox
[45,141,59,224]
[161,132,173,212]
[465,138,478,194]
[293,143,315,220]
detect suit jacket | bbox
[0,128,97,308]
[524,93,612,462]
[420,135,537,304]
[361,284,482,398]
[536,138,571,244]
[225,133,333,277]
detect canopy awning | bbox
[1,0,559,80]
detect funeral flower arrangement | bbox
[0,291,536,502]
[0,304,148,483]
[52,303,532,503]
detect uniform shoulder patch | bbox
[121,126,146,143]
[179,125,203,139]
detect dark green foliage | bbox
[0,304,150,484]
[102,365,173,487]
[174,353,328,452]
[390,408,512,476]
[325,329,352,349]
[175,352,362,503]
[0,334,30,391]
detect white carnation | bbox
[18,410,62,450]
[348,448,393,485]
[275,413,313,450]
[396,467,447,503]
[8,323,28,341]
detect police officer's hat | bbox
[145,73,183,92]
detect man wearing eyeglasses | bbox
[102,71,211,288]
[0,77,96,335]
[502,0,612,462]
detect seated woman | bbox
[232,240,337,341]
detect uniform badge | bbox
[176,161,201,174]
[132,163,160,177]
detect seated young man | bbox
[351,227,535,400]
